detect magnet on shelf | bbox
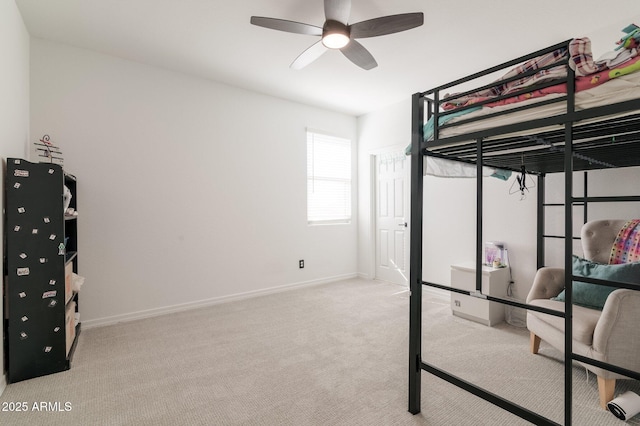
[42,291,56,299]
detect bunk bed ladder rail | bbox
[408,92,425,415]
[562,61,576,426]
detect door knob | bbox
[398,222,407,227]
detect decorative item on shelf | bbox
[63,185,72,211]
[485,241,507,268]
[34,134,64,165]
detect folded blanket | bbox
[404,106,482,155]
[442,43,571,110]
[568,37,607,76]
[609,219,640,264]
[596,47,638,68]
[482,54,640,108]
[425,107,481,139]
[424,157,512,180]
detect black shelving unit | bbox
[4,157,81,383]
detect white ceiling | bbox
[15,0,640,116]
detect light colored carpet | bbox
[0,278,637,425]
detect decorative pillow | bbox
[552,255,640,310]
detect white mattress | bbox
[432,71,640,146]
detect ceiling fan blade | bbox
[250,16,323,36]
[324,0,351,23]
[350,12,424,39]
[291,40,328,70]
[340,39,377,70]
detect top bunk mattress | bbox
[428,69,640,144]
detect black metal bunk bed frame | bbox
[408,39,640,425]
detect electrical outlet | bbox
[454,300,461,307]
[299,260,304,269]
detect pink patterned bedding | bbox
[441,37,639,111]
[609,219,640,264]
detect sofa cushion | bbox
[553,255,640,310]
[528,299,602,345]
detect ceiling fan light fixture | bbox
[322,20,350,49]
[322,32,350,49]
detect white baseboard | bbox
[82,273,358,329]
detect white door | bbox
[375,151,409,285]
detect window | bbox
[306,130,352,224]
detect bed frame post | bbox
[563,62,576,426]
[476,138,484,290]
[408,92,425,415]
[536,174,545,269]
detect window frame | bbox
[306,129,352,226]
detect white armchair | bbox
[526,220,640,409]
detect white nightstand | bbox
[450,261,511,326]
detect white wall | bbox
[30,39,358,327]
[357,99,410,279]
[0,0,30,394]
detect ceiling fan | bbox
[250,0,424,70]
